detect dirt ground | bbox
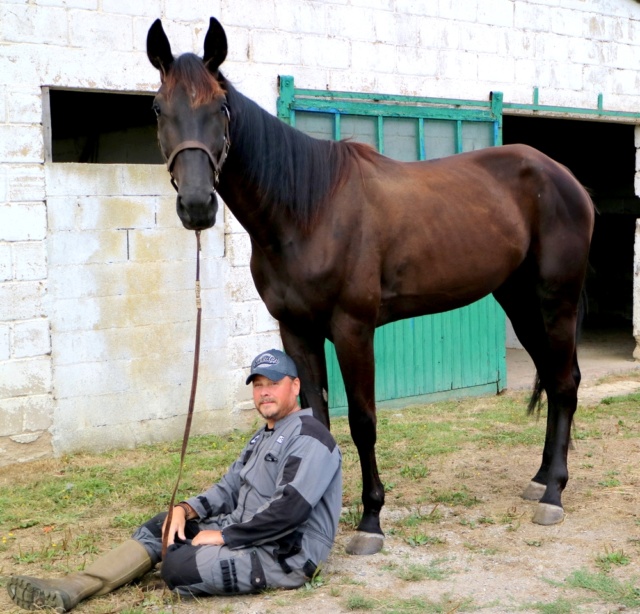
[1,327,639,613]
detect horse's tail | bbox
[527,287,588,418]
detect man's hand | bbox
[162,506,187,547]
[192,530,225,546]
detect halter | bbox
[165,105,231,193]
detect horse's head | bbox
[147,18,230,230]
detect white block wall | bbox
[2,0,640,464]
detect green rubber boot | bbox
[7,539,152,612]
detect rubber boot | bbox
[7,539,152,612]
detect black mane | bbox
[220,73,376,231]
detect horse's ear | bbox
[203,17,228,72]
[147,19,174,77]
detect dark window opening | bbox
[46,89,163,164]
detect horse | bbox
[146,17,595,556]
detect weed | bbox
[565,569,640,608]
[345,593,376,610]
[528,597,574,613]
[595,547,630,572]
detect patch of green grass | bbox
[595,547,631,572]
[432,488,480,508]
[565,569,640,609]
[345,593,377,610]
[393,557,453,581]
[527,597,574,613]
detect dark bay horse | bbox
[147,17,595,555]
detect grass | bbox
[1,385,640,612]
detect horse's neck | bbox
[217,83,325,247]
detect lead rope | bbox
[162,230,203,558]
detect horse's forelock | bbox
[164,53,225,107]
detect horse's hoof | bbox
[345,531,384,555]
[522,480,546,501]
[532,502,565,525]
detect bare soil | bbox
[1,328,639,613]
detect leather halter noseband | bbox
[164,106,230,193]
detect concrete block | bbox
[439,0,477,21]
[0,357,52,400]
[326,4,376,42]
[0,281,46,321]
[250,30,301,65]
[8,164,45,202]
[0,85,6,123]
[48,295,100,333]
[47,197,75,232]
[120,164,171,196]
[0,323,9,360]
[0,125,43,164]
[477,1,514,27]
[0,203,46,242]
[0,4,68,45]
[438,50,478,83]
[274,2,328,36]
[53,359,130,400]
[226,232,251,267]
[391,0,435,16]
[255,301,278,333]
[302,36,351,69]
[13,241,47,281]
[69,10,133,51]
[34,0,97,7]
[548,7,585,37]
[172,3,222,24]
[478,53,515,84]
[0,395,25,436]
[48,230,128,266]
[0,243,11,282]
[229,303,254,337]
[351,42,396,73]
[417,17,460,51]
[7,92,42,125]
[128,227,195,262]
[515,3,552,33]
[102,0,161,17]
[0,164,7,202]
[45,164,123,198]
[226,266,261,302]
[13,319,51,358]
[395,46,439,77]
[148,195,180,229]
[72,196,156,231]
[222,0,276,30]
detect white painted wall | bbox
[2,0,640,464]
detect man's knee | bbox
[161,543,204,592]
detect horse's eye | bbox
[152,103,161,118]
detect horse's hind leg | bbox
[495,274,582,525]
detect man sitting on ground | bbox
[8,349,343,612]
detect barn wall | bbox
[2,0,640,464]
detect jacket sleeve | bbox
[222,417,341,549]
[185,436,256,519]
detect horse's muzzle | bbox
[176,190,218,230]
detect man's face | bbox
[252,374,301,428]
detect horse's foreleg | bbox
[279,325,330,428]
[332,316,384,555]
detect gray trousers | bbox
[132,513,313,596]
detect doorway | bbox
[503,115,639,359]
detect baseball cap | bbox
[246,349,299,385]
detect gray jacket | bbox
[186,408,342,568]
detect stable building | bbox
[2,0,640,464]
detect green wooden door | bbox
[277,78,506,415]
